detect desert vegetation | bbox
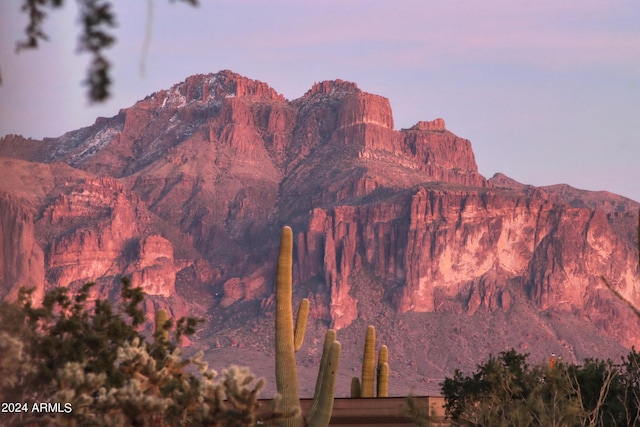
[412,348,640,427]
[0,279,284,427]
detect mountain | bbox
[1,70,638,396]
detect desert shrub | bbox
[439,349,640,427]
[0,278,280,427]
[613,349,640,426]
[441,350,541,426]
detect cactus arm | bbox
[351,377,361,398]
[308,329,337,420]
[378,344,388,366]
[307,341,341,427]
[275,226,303,427]
[361,325,376,397]
[376,344,389,397]
[294,298,309,352]
[377,362,389,398]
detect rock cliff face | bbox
[127,235,178,297]
[45,178,140,286]
[1,70,638,393]
[0,195,45,303]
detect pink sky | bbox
[1,1,638,201]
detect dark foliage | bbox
[0,277,282,427]
[0,278,179,400]
[438,349,640,427]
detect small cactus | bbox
[361,325,376,397]
[351,377,361,398]
[354,325,390,398]
[377,345,389,397]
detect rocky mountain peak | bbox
[138,70,285,111]
[298,79,393,130]
[406,118,446,132]
[206,69,285,100]
[304,79,360,98]
[489,172,525,187]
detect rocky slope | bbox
[1,70,638,396]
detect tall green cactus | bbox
[275,226,341,427]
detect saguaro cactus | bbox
[275,226,341,427]
[351,325,390,398]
